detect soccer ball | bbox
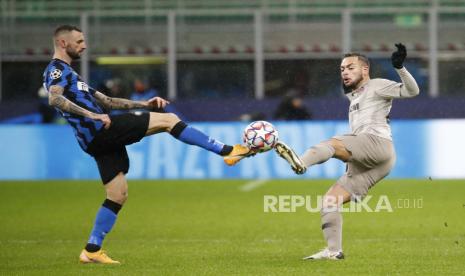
[243,121,279,153]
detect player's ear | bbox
[362,65,369,74]
[55,37,66,48]
[61,38,68,48]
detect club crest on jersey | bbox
[50,69,62,80]
[349,103,360,112]
[77,81,89,92]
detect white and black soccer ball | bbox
[242,121,279,153]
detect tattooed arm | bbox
[93,91,169,110]
[48,85,111,129]
[93,91,148,110]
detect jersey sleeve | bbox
[375,68,420,99]
[373,79,403,98]
[88,86,97,95]
[44,64,72,90]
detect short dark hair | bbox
[54,25,82,37]
[343,52,370,67]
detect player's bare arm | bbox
[93,91,147,110]
[48,85,111,129]
[93,91,169,110]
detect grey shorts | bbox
[333,133,396,199]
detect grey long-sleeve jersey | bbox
[345,67,420,141]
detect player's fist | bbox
[391,43,407,69]
[93,114,111,129]
[147,96,170,109]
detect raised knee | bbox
[327,139,343,151]
[165,112,180,124]
[327,139,351,161]
[152,112,180,132]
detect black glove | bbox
[391,43,407,69]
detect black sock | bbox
[170,121,188,138]
[85,243,101,253]
[102,199,122,214]
[220,145,233,156]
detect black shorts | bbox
[87,112,150,184]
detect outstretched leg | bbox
[145,112,252,165]
[300,138,351,166]
[275,138,352,174]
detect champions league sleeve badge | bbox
[50,69,63,80]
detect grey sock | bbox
[300,144,335,167]
[321,209,343,252]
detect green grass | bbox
[0,179,464,275]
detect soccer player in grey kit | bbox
[275,44,420,260]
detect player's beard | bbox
[66,47,81,60]
[342,75,363,94]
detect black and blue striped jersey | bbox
[43,58,105,151]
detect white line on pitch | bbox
[239,179,269,192]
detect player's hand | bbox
[391,43,407,69]
[147,97,170,109]
[93,114,111,129]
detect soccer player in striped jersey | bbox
[275,44,419,260]
[43,25,252,264]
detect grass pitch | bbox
[0,179,464,275]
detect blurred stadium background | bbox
[1,1,465,274]
[2,0,465,116]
